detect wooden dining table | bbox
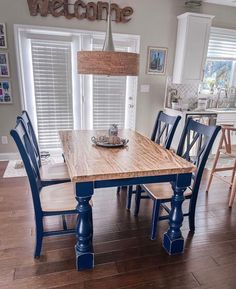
[59,129,196,271]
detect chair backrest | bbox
[151,111,181,149]
[177,118,221,203]
[10,119,43,217]
[17,110,41,167]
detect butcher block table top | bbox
[59,129,196,183]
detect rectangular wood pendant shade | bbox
[77,51,139,76]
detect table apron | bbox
[75,173,192,190]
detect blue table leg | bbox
[163,173,192,255]
[75,182,94,270]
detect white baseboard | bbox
[0,152,20,161]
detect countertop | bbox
[165,108,236,115]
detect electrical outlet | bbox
[1,136,8,145]
[140,84,150,93]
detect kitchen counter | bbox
[165,108,236,115]
[206,108,236,114]
[165,108,217,116]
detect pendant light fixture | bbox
[77,2,139,76]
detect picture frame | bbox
[0,52,10,77]
[0,80,12,104]
[0,23,7,49]
[146,46,168,75]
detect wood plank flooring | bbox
[0,161,236,288]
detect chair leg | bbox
[126,185,133,210]
[117,186,128,195]
[150,200,161,240]
[206,153,222,193]
[34,217,43,258]
[188,197,197,233]
[205,171,214,194]
[229,168,236,208]
[134,185,142,216]
[206,136,223,193]
[116,186,121,195]
[189,211,195,233]
[229,183,236,208]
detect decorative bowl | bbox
[91,135,129,148]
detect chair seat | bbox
[40,182,76,212]
[40,162,70,182]
[141,183,192,200]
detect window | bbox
[202,60,233,93]
[31,40,73,149]
[201,27,236,94]
[15,25,139,151]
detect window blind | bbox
[93,75,127,129]
[92,41,128,130]
[31,40,73,149]
[208,28,236,60]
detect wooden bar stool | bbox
[206,124,236,207]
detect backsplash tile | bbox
[165,76,236,111]
[165,76,199,110]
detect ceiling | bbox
[203,0,236,7]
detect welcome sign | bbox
[27,0,134,23]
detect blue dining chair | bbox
[11,119,77,258]
[134,118,221,240]
[19,111,42,166]
[123,111,181,210]
[17,111,70,186]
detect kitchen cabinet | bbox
[173,13,214,84]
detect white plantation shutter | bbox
[92,40,129,130]
[208,28,236,60]
[31,40,73,149]
[93,76,127,129]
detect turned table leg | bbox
[75,182,94,270]
[163,173,192,255]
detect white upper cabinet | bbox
[173,13,214,84]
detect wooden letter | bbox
[86,2,97,21]
[97,1,108,20]
[27,0,134,23]
[27,0,50,17]
[111,3,121,23]
[121,6,133,23]
[50,0,64,17]
[64,0,75,19]
[74,0,86,20]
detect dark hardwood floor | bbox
[0,161,236,289]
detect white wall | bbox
[0,0,236,154]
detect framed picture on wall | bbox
[0,80,12,103]
[146,46,168,75]
[0,23,7,49]
[0,52,10,77]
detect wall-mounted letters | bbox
[27,0,134,23]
